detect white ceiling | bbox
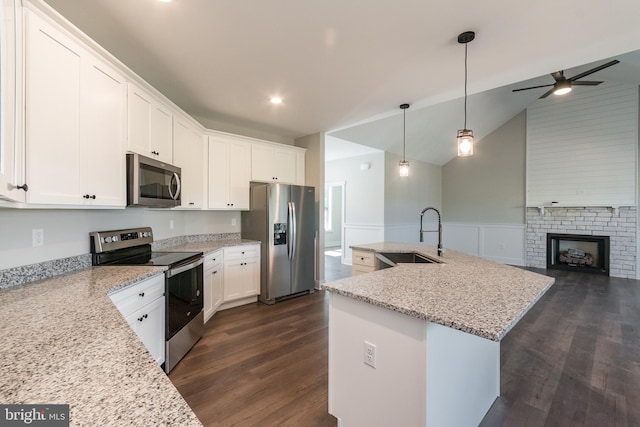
[42,0,640,163]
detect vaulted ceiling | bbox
[43,0,640,164]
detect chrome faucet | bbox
[420,207,443,257]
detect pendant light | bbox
[399,103,410,176]
[457,31,475,157]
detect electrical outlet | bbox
[364,341,376,368]
[169,219,175,230]
[32,229,44,247]
[231,218,237,226]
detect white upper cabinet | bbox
[173,116,206,209]
[127,83,173,164]
[24,10,126,207]
[251,142,305,185]
[25,11,82,205]
[0,0,25,203]
[80,57,127,206]
[208,133,250,210]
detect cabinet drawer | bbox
[352,265,376,276]
[352,251,375,267]
[224,244,259,260]
[110,274,165,318]
[205,250,223,270]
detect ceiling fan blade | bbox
[539,88,555,99]
[569,60,619,81]
[512,83,554,92]
[572,81,603,86]
[551,71,564,82]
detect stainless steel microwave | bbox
[126,153,181,208]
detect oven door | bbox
[166,257,204,339]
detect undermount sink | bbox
[375,251,441,269]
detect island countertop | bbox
[0,266,202,426]
[322,242,555,341]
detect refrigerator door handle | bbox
[290,201,297,261]
[287,202,293,260]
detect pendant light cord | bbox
[464,42,468,130]
[403,108,406,160]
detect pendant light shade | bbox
[399,103,410,176]
[457,31,475,157]
[457,129,474,156]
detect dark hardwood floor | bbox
[480,268,640,427]
[170,261,640,426]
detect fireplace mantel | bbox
[529,205,624,215]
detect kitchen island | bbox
[323,242,555,427]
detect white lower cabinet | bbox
[109,274,165,365]
[203,249,223,322]
[223,245,260,302]
[124,296,165,365]
[351,250,377,276]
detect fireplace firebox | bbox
[547,233,610,275]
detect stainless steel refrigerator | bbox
[241,182,316,304]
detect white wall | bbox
[0,208,239,270]
[295,132,325,284]
[325,152,385,262]
[384,152,442,244]
[526,82,638,207]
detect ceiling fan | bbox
[512,59,619,99]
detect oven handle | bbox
[166,257,203,278]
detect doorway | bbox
[324,182,349,281]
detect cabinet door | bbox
[80,58,126,206]
[175,123,205,209]
[203,266,214,322]
[208,138,229,209]
[126,296,165,365]
[188,128,206,209]
[228,140,250,209]
[296,151,305,185]
[0,0,24,203]
[274,147,297,184]
[223,261,244,301]
[212,264,224,312]
[127,83,173,163]
[150,103,173,163]
[251,144,274,182]
[25,12,83,205]
[243,257,260,297]
[251,144,297,184]
[127,85,151,156]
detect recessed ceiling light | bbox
[159,0,172,3]
[270,97,283,105]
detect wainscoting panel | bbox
[443,223,525,266]
[343,224,385,265]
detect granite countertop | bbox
[322,242,555,341]
[0,266,202,426]
[159,238,260,255]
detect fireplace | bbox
[547,233,610,275]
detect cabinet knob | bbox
[16,184,29,192]
[144,314,148,319]
[139,292,145,297]
[138,316,144,322]
[151,150,159,155]
[189,202,195,205]
[213,270,217,274]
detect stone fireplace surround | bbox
[526,206,637,279]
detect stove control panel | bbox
[90,227,154,253]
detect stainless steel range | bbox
[90,227,204,373]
